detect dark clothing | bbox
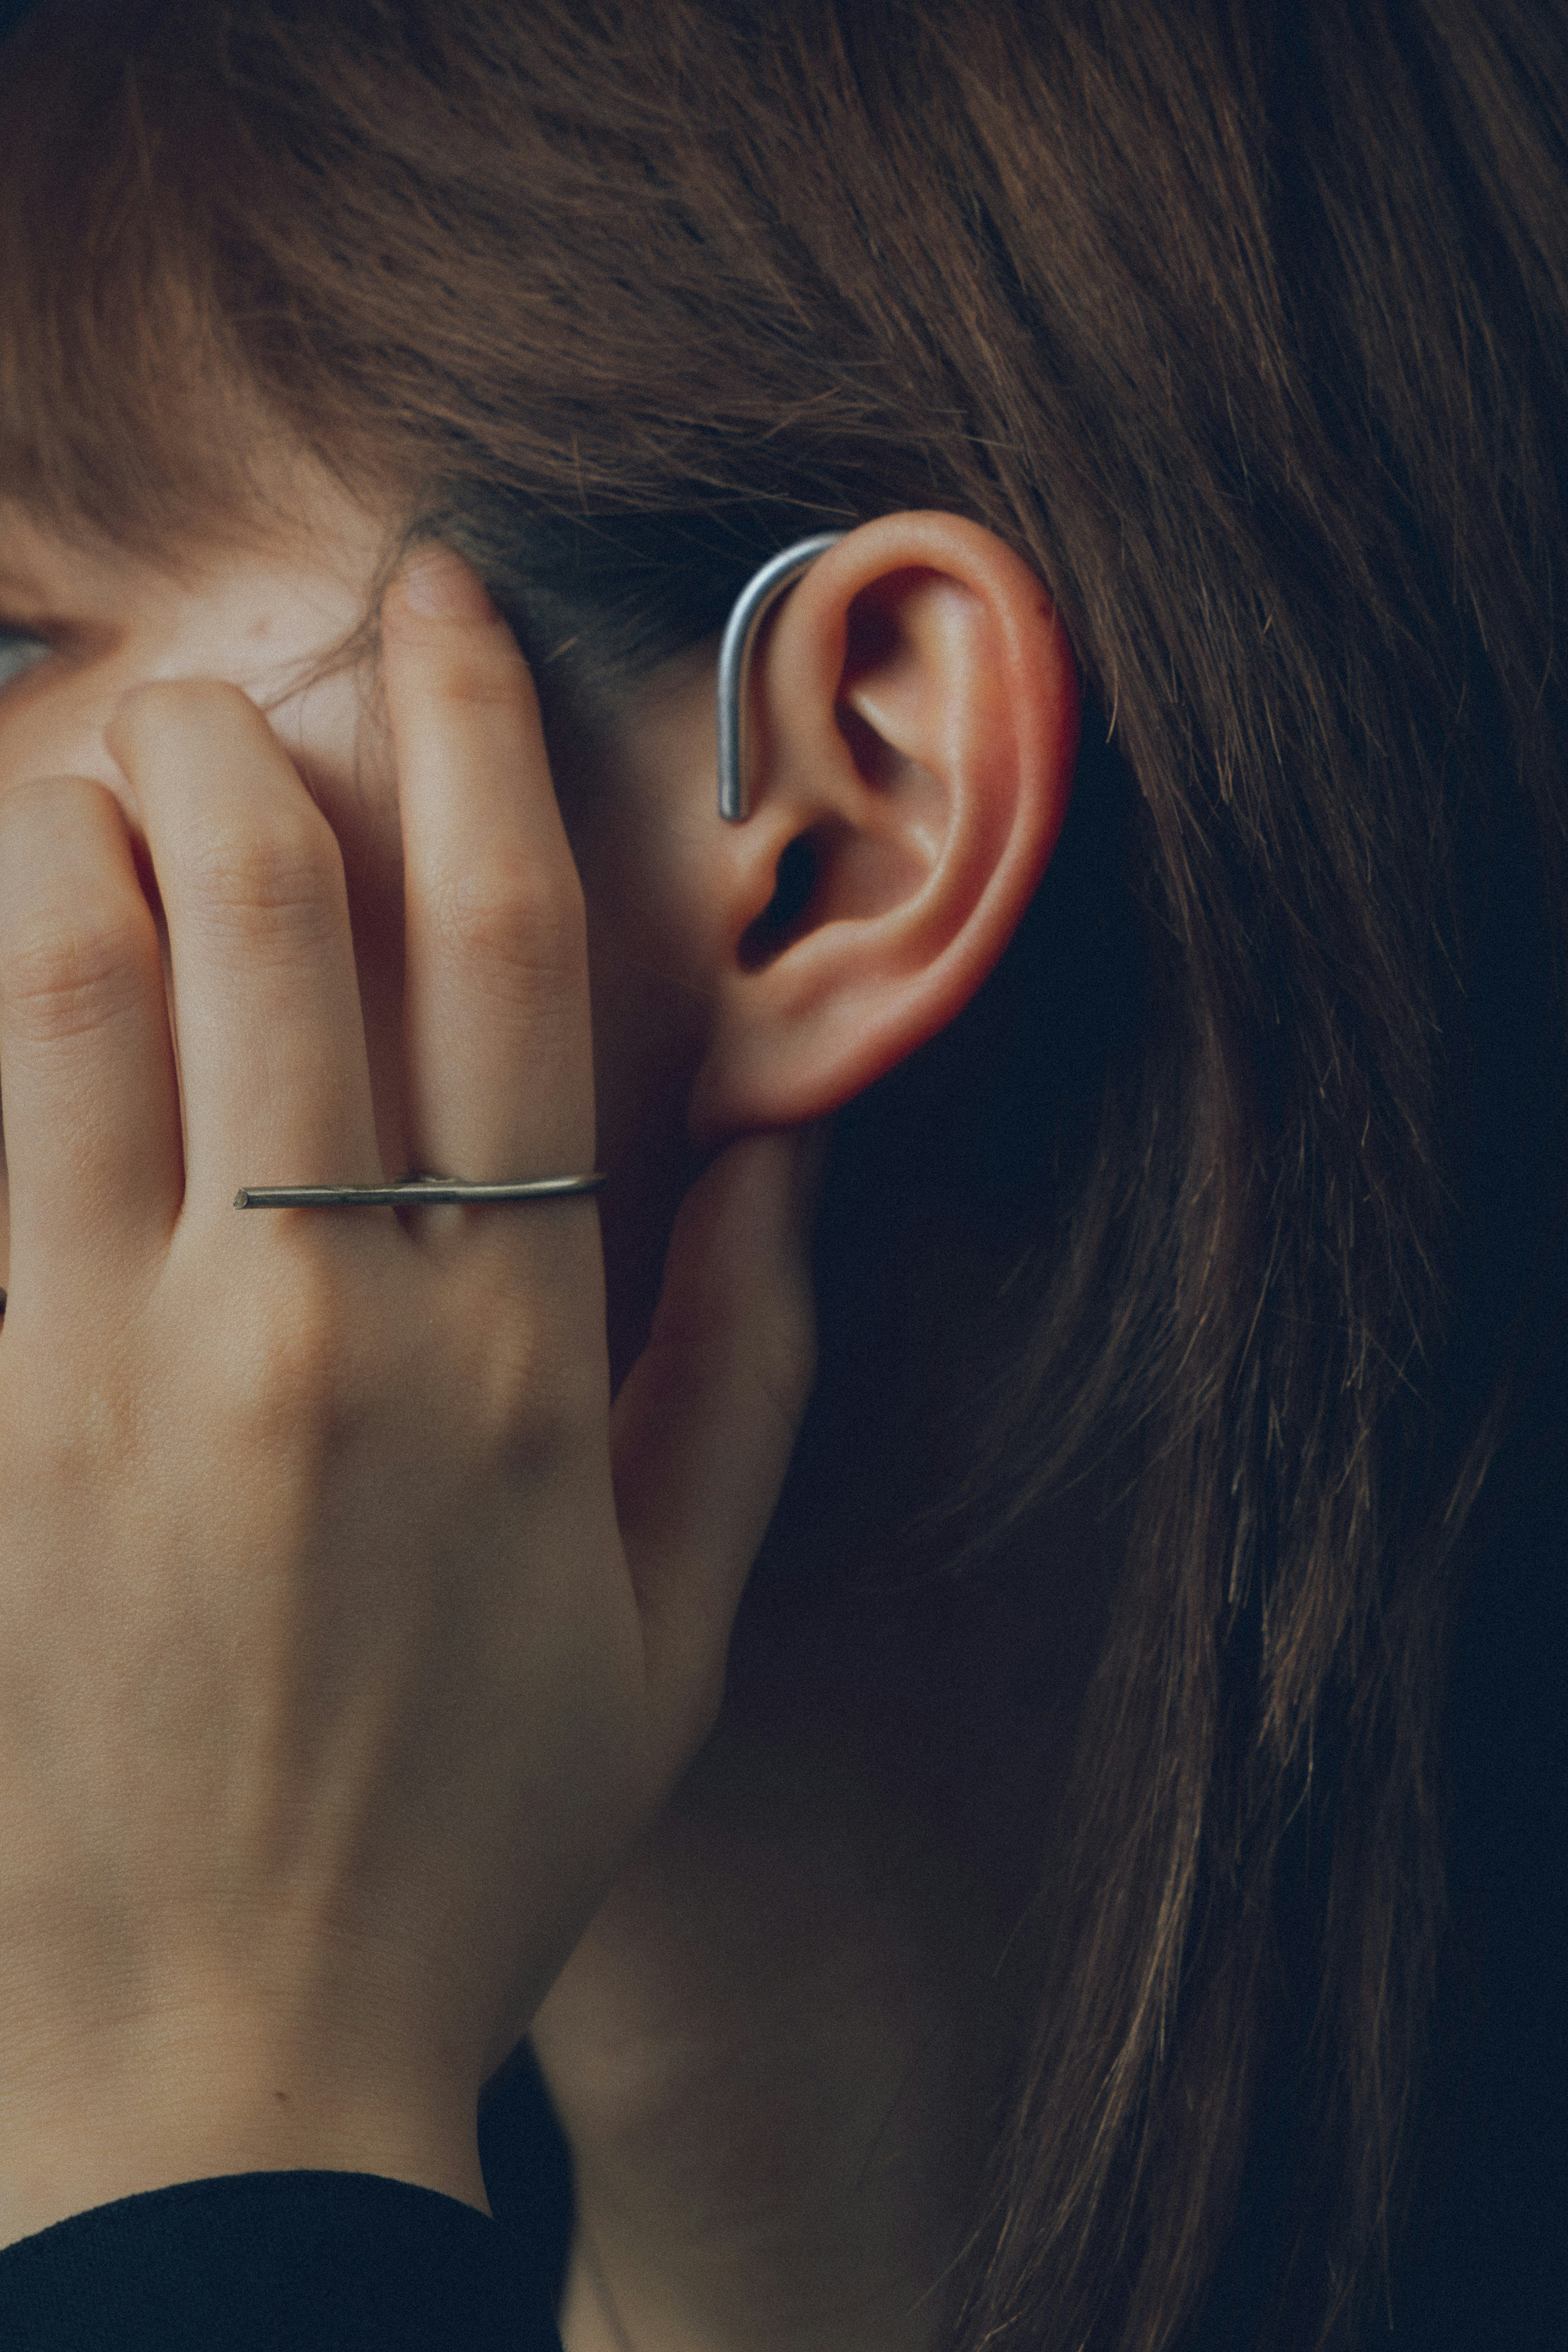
[0,2048,575,2350]
[0,2172,563,2351]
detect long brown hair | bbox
[3,3,1565,2344]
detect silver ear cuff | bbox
[716,533,846,821]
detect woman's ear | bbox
[688,510,1080,1144]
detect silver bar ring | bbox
[234,1174,607,1208]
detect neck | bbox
[539,1174,1120,2350]
[532,1446,1115,2352]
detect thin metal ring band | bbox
[716,533,846,823]
[233,1174,607,1209]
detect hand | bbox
[0,550,821,2246]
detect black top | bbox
[0,2173,563,2351]
[0,2045,576,2350]
[0,2032,576,2342]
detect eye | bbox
[0,629,50,691]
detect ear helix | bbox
[716,534,845,823]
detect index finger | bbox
[383,550,595,1190]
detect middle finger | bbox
[383,552,596,1192]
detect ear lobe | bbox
[688,513,1080,1146]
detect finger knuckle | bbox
[229,1254,364,1446]
[179,821,341,954]
[464,1305,598,1466]
[429,861,585,1005]
[474,1321,562,1454]
[0,904,155,1044]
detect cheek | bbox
[572,790,712,1161]
[586,907,704,1159]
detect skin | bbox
[0,470,1110,2348]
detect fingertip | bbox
[385,547,501,630]
[104,678,263,787]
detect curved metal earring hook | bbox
[717,533,846,821]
